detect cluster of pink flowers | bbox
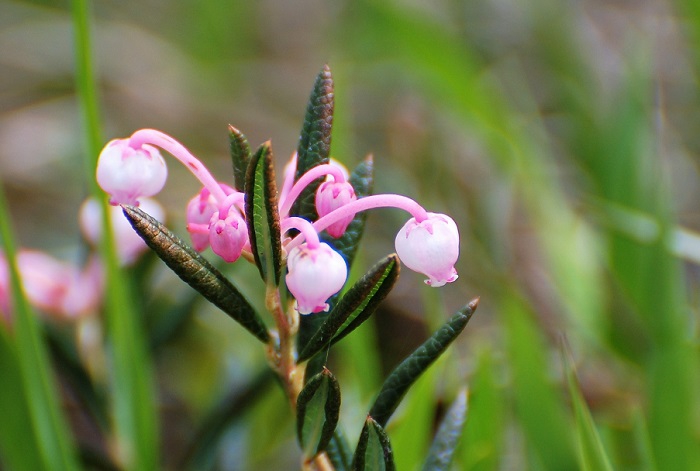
[96,129,460,314]
[0,196,162,323]
[0,250,102,322]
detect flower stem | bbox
[281,217,321,249]
[279,164,346,216]
[129,129,228,203]
[286,194,429,250]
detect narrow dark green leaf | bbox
[321,155,374,268]
[352,417,396,471]
[326,429,354,471]
[291,64,334,221]
[369,298,479,427]
[297,368,342,459]
[245,141,282,285]
[228,125,251,192]
[422,388,469,471]
[298,254,400,362]
[562,349,614,471]
[122,205,270,343]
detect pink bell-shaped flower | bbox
[286,242,347,314]
[394,212,459,287]
[186,188,218,251]
[208,208,248,263]
[96,138,167,206]
[315,180,357,238]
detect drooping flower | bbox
[79,196,166,266]
[96,138,167,205]
[394,212,459,287]
[208,208,249,263]
[13,251,103,319]
[186,188,219,251]
[315,180,357,238]
[285,242,347,314]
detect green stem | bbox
[71,1,158,469]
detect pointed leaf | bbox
[228,125,251,192]
[321,155,374,269]
[245,141,282,285]
[122,205,270,343]
[369,298,479,427]
[297,367,342,459]
[563,350,614,471]
[326,429,354,471]
[291,64,334,221]
[352,416,396,471]
[298,254,400,362]
[422,388,469,471]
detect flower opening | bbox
[285,242,347,314]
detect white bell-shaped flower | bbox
[395,212,459,287]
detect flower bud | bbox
[79,197,166,266]
[186,188,218,251]
[315,180,357,238]
[208,209,248,263]
[286,242,347,314]
[394,212,459,287]
[96,138,167,205]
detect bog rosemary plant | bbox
[93,65,478,470]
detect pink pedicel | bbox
[96,138,167,206]
[186,188,219,251]
[394,212,459,287]
[315,180,357,238]
[80,196,166,266]
[285,242,348,315]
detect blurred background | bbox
[1,0,699,469]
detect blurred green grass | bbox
[1,0,699,469]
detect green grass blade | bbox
[562,349,614,471]
[460,347,505,471]
[0,327,47,470]
[0,184,81,471]
[503,295,577,470]
[71,0,158,467]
